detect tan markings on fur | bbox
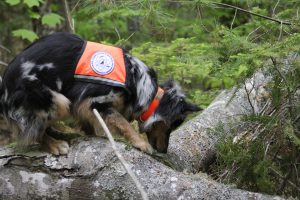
[8,122,19,142]
[42,134,69,155]
[74,93,128,136]
[36,110,48,119]
[104,109,153,154]
[112,93,125,111]
[75,98,104,136]
[149,121,169,153]
[74,95,152,153]
[50,90,71,119]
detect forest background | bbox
[0,0,299,198]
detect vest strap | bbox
[74,74,126,87]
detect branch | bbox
[244,82,255,114]
[270,57,294,119]
[0,44,11,53]
[71,0,82,13]
[270,168,300,193]
[212,2,293,25]
[272,0,280,17]
[230,8,237,30]
[0,61,8,66]
[63,0,75,33]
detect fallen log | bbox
[167,71,271,173]
[0,138,281,200]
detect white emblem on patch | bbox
[90,52,114,75]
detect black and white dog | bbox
[0,32,200,155]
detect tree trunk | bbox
[0,138,281,200]
[167,70,271,173]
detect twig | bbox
[294,163,299,186]
[230,8,237,30]
[63,0,75,33]
[92,109,149,200]
[250,29,270,42]
[212,2,293,25]
[71,0,82,13]
[270,57,294,119]
[196,5,210,32]
[278,21,283,41]
[244,82,255,114]
[216,170,228,182]
[0,61,8,66]
[114,27,121,40]
[270,168,300,192]
[264,130,277,159]
[246,26,261,41]
[0,45,11,53]
[272,0,280,17]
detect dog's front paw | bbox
[50,140,69,155]
[133,140,153,154]
[44,136,69,155]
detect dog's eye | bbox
[179,98,183,102]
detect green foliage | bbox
[23,0,43,8]
[5,0,20,6]
[28,10,41,19]
[12,29,38,42]
[284,120,300,147]
[3,0,64,44]
[41,13,64,27]
[215,136,276,194]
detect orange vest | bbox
[74,41,126,88]
[74,41,164,121]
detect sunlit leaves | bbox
[5,0,43,7]
[12,29,38,42]
[5,0,20,6]
[41,13,64,27]
[24,0,43,7]
[28,10,40,19]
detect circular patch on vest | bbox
[90,52,115,75]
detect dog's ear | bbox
[161,80,176,91]
[183,102,202,113]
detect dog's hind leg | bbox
[41,91,70,155]
[7,89,70,155]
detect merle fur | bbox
[0,32,200,152]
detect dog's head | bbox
[139,80,201,153]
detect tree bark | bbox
[167,70,272,173]
[0,138,281,200]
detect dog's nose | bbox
[156,146,168,153]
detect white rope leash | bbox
[92,109,149,200]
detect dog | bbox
[0,32,200,155]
